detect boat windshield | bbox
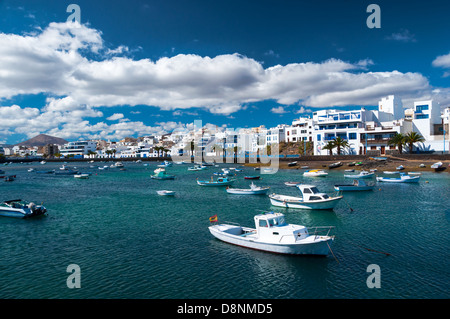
[310,187,320,194]
[267,216,286,227]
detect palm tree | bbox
[333,137,349,155]
[388,133,406,154]
[404,132,425,154]
[322,141,335,155]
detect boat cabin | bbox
[296,184,330,201]
[254,212,308,243]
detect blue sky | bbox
[1,0,450,144]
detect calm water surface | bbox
[0,162,449,299]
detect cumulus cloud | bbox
[271,106,287,114]
[0,22,436,114]
[106,113,125,121]
[1,21,448,143]
[432,52,450,77]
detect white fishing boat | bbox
[40,161,46,165]
[157,160,172,168]
[0,199,47,219]
[269,184,342,210]
[151,168,175,180]
[344,171,374,179]
[303,169,328,177]
[114,161,124,168]
[376,173,420,183]
[334,179,374,191]
[188,165,207,171]
[344,169,354,172]
[156,190,175,196]
[284,181,302,187]
[60,164,68,170]
[74,174,90,179]
[226,182,269,195]
[197,176,235,186]
[396,165,405,170]
[383,171,398,174]
[208,212,335,256]
[407,172,422,175]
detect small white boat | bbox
[40,161,46,165]
[151,168,175,180]
[431,162,446,172]
[431,162,442,169]
[383,171,398,174]
[303,169,328,177]
[334,179,374,191]
[344,169,355,172]
[60,164,68,170]
[156,190,175,196]
[396,165,405,170]
[287,161,298,167]
[419,164,426,168]
[269,184,342,210]
[74,174,89,179]
[344,171,374,179]
[188,165,207,171]
[284,181,302,187]
[329,162,342,169]
[157,160,172,168]
[208,212,335,256]
[0,199,47,219]
[115,161,124,168]
[28,168,35,172]
[407,172,422,175]
[376,173,420,183]
[226,182,269,195]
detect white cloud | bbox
[432,52,450,69]
[271,106,287,114]
[106,113,125,121]
[2,21,450,144]
[0,22,436,115]
[385,29,417,43]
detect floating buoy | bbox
[425,181,429,183]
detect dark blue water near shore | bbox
[0,162,449,299]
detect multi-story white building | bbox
[60,140,97,157]
[313,109,368,155]
[410,99,445,152]
[285,117,313,143]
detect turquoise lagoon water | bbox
[0,161,449,299]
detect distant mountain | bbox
[15,134,68,147]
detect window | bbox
[349,133,357,140]
[259,220,268,227]
[317,134,321,141]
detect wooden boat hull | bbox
[209,225,333,255]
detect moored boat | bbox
[334,179,374,191]
[151,168,175,180]
[244,175,260,180]
[197,176,235,186]
[431,162,446,172]
[156,190,175,196]
[269,184,342,210]
[284,181,302,187]
[303,169,328,177]
[208,212,335,256]
[376,173,420,183]
[288,161,298,167]
[344,171,374,179]
[188,165,207,171]
[74,174,89,179]
[226,182,269,195]
[329,162,342,169]
[0,199,47,218]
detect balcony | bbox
[360,138,390,145]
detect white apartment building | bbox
[285,117,313,143]
[313,109,367,155]
[60,140,97,157]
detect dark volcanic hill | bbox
[15,134,68,147]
